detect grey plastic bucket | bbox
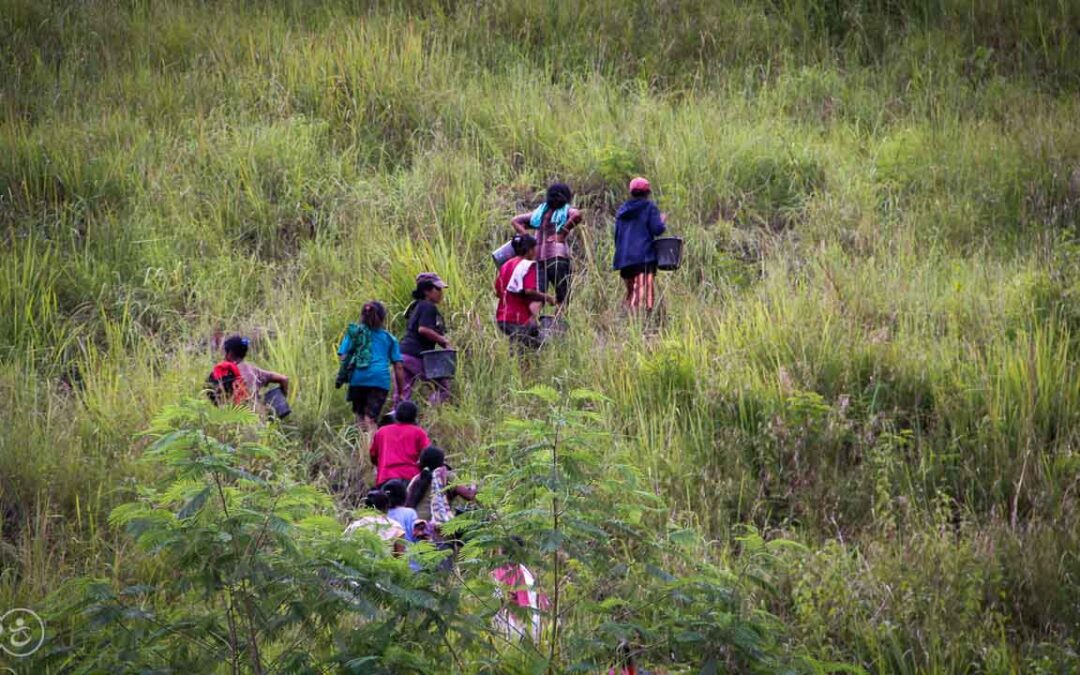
[654,237,683,271]
[263,386,291,419]
[421,349,457,379]
[491,240,515,266]
[538,315,568,343]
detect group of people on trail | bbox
[495,176,669,348]
[204,177,673,652]
[208,176,669,421]
[343,400,476,558]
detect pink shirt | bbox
[369,423,431,485]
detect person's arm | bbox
[418,326,449,348]
[520,289,555,304]
[415,305,449,348]
[369,432,379,463]
[264,370,289,397]
[648,205,667,237]
[563,208,582,232]
[454,483,477,501]
[516,263,554,305]
[511,213,532,236]
[389,337,406,398]
[393,361,407,397]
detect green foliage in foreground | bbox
[37,396,839,673]
[3,0,1080,671]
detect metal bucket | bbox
[538,315,568,343]
[654,237,683,271]
[263,386,291,419]
[491,240,516,267]
[421,349,457,380]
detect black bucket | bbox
[538,315,568,343]
[654,237,683,271]
[421,349,457,379]
[263,386,291,419]
[491,240,516,267]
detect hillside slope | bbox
[3,0,1080,671]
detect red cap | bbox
[628,177,651,193]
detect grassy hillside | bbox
[3,0,1080,671]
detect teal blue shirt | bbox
[338,328,402,390]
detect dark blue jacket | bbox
[612,198,666,270]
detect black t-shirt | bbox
[399,300,445,357]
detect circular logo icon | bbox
[0,608,45,658]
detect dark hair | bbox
[364,488,390,513]
[411,279,438,301]
[361,301,386,330]
[511,234,537,256]
[394,400,418,425]
[406,446,446,509]
[630,189,651,199]
[378,411,396,428]
[223,335,249,360]
[382,479,408,508]
[545,182,573,209]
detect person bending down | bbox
[494,234,556,352]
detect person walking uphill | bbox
[613,177,666,312]
[512,182,582,307]
[495,234,556,351]
[337,301,406,431]
[398,272,451,406]
[207,335,289,412]
[369,401,430,487]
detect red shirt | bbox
[495,257,538,325]
[369,423,431,485]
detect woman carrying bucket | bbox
[511,182,582,308]
[398,272,452,406]
[613,177,667,312]
[495,234,556,351]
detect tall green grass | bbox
[2,0,1080,670]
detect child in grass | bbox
[511,182,582,308]
[337,301,406,431]
[494,234,556,351]
[612,177,666,312]
[208,335,290,412]
[382,479,420,543]
[344,488,406,555]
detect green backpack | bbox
[334,323,372,388]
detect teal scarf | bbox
[529,203,570,232]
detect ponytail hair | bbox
[406,446,446,509]
[364,488,390,513]
[361,301,386,330]
[511,234,537,256]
